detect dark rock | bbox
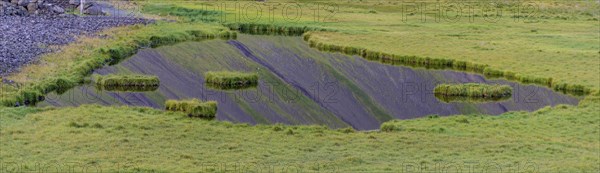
[26,2,36,13]
[68,0,78,6]
[84,5,103,15]
[78,1,93,10]
[50,4,62,13]
[17,0,27,6]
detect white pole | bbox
[80,0,85,15]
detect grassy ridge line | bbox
[0,22,237,107]
[302,32,593,96]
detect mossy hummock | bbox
[434,83,512,98]
[204,71,258,89]
[165,99,218,118]
[95,74,160,87]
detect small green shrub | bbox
[455,117,470,124]
[285,129,295,135]
[273,125,284,132]
[165,99,218,118]
[338,127,356,133]
[380,121,402,132]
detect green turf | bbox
[1,95,598,172]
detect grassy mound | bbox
[204,71,258,89]
[434,83,512,98]
[165,99,217,118]
[95,74,160,87]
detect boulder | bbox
[84,5,104,15]
[26,2,35,13]
[16,5,26,15]
[17,0,28,6]
[51,4,62,13]
[68,0,78,6]
[78,1,93,9]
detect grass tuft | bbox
[165,99,218,118]
[226,23,329,36]
[95,74,160,87]
[204,71,258,89]
[434,83,512,99]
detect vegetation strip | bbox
[434,83,512,98]
[225,23,330,36]
[165,99,218,118]
[95,74,160,87]
[204,71,258,89]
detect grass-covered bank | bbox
[1,95,598,172]
[0,22,236,107]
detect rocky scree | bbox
[1,0,112,16]
[0,15,153,76]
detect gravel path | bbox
[0,15,152,76]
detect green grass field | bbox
[1,0,598,172]
[1,96,598,172]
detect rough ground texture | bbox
[0,15,152,76]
